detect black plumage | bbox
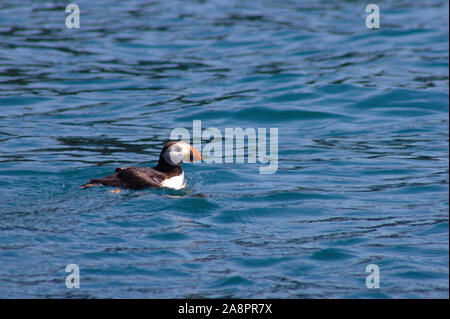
[81,141,183,190]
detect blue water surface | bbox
[0,0,448,298]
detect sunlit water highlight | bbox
[0,0,448,298]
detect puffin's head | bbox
[160,141,202,166]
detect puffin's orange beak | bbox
[189,145,202,162]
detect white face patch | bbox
[163,142,190,166]
[161,171,185,190]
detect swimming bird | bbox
[80,141,202,190]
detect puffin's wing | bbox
[115,166,163,189]
[80,173,124,188]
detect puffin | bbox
[80,141,202,190]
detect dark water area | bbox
[0,0,448,298]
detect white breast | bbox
[161,171,185,190]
